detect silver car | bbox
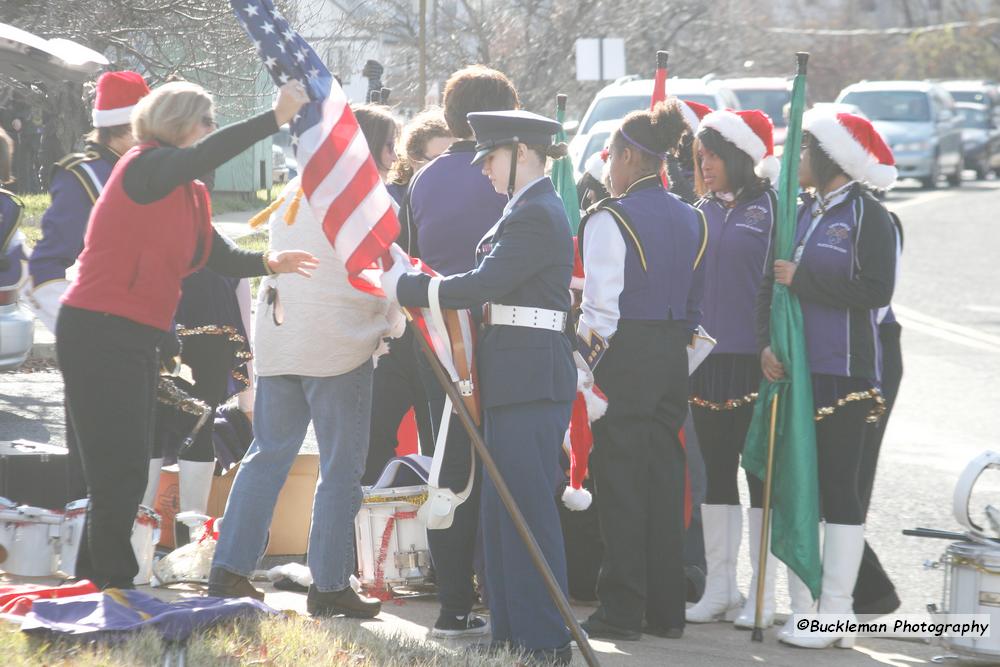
[836,81,963,189]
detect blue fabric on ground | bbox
[21,590,276,641]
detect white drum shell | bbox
[0,506,61,577]
[59,499,161,586]
[943,541,1000,657]
[354,485,430,587]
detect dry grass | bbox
[0,612,532,666]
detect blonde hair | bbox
[132,81,213,146]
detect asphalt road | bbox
[2,175,999,664]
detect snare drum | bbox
[0,505,62,576]
[941,541,1000,658]
[354,485,431,589]
[59,499,162,585]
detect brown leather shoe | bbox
[306,585,381,618]
[207,567,265,601]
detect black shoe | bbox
[643,624,684,639]
[854,589,901,616]
[306,585,381,618]
[581,616,641,641]
[207,567,265,601]
[430,611,490,638]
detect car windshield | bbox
[581,93,717,134]
[957,107,989,128]
[840,91,931,122]
[578,131,611,172]
[949,90,988,105]
[732,89,790,126]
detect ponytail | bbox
[611,99,686,167]
[527,141,568,163]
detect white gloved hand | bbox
[573,350,594,392]
[381,243,413,304]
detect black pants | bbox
[57,306,162,588]
[816,399,870,525]
[589,321,690,632]
[363,326,435,485]
[855,322,903,607]
[691,403,763,507]
[414,335,481,618]
[154,334,237,462]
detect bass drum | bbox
[941,540,1000,659]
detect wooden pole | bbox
[752,393,780,642]
[404,308,601,666]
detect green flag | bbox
[551,96,582,233]
[741,54,822,599]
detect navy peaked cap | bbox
[467,110,562,165]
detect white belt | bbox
[484,303,567,332]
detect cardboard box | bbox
[153,454,318,555]
[207,453,318,556]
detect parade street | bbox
[1,173,998,665]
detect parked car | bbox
[569,76,741,177]
[571,119,618,180]
[955,102,1000,180]
[722,77,792,146]
[836,80,963,189]
[941,80,1000,118]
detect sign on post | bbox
[575,38,625,82]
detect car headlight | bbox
[893,141,930,153]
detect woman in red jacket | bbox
[57,79,316,589]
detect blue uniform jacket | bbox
[695,188,776,354]
[397,178,576,409]
[0,190,26,287]
[28,143,118,288]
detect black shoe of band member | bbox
[306,584,381,618]
[580,616,642,641]
[207,567,265,601]
[643,623,684,639]
[430,611,490,638]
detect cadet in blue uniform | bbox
[27,71,150,333]
[383,110,576,664]
[576,100,707,641]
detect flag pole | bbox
[403,308,602,667]
[752,392,780,642]
[752,51,810,643]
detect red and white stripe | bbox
[296,85,398,292]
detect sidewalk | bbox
[27,209,261,363]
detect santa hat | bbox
[562,383,607,511]
[92,71,150,128]
[803,110,897,189]
[698,109,780,183]
[678,99,712,134]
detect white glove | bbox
[381,243,413,304]
[573,350,594,392]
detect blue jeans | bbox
[212,361,373,591]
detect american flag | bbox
[230,0,398,292]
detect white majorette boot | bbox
[777,567,817,640]
[686,504,744,622]
[734,507,777,628]
[176,459,216,546]
[781,524,865,649]
[141,458,164,508]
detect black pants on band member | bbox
[854,322,903,607]
[413,335,481,618]
[589,320,690,633]
[363,325,435,485]
[815,399,870,525]
[56,305,162,588]
[691,403,764,507]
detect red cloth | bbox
[63,143,214,331]
[396,408,418,456]
[568,392,593,490]
[0,581,99,617]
